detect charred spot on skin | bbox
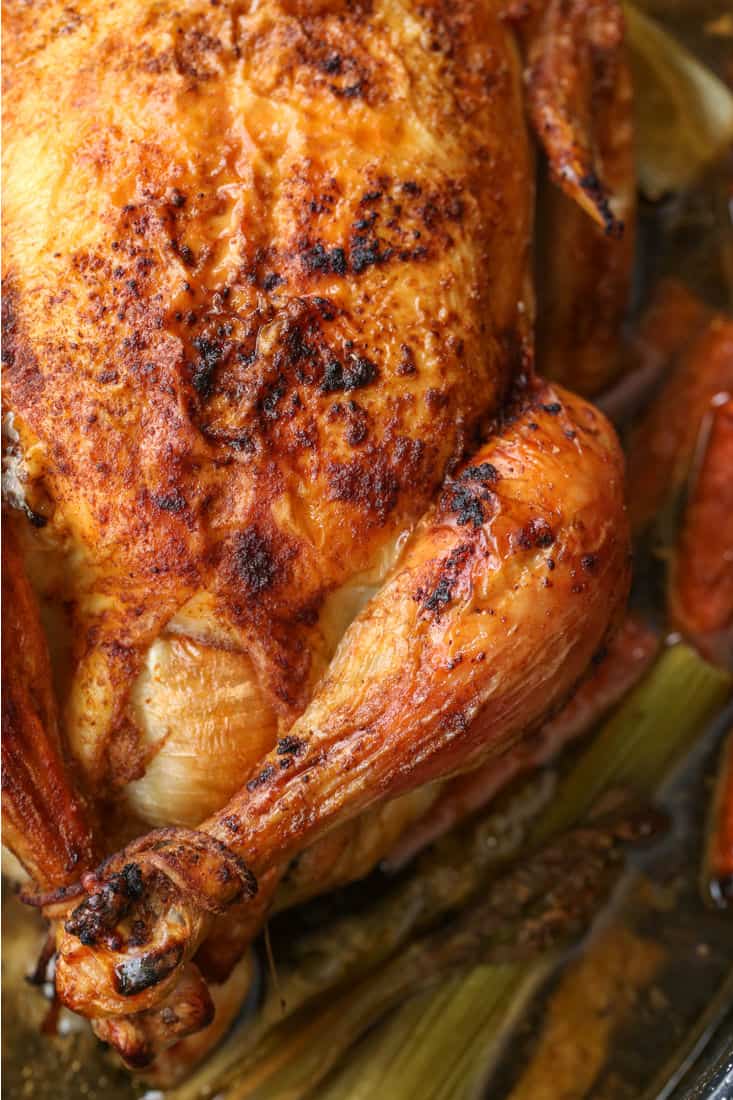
[25,507,48,528]
[311,296,337,322]
[320,52,342,74]
[190,336,225,397]
[459,462,500,485]
[333,80,364,99]
[302,242,347,277]
[262,272,284,292]
[443,469,498,528]
[579,171,623,239]
[581,554,598,572]
[422,575,454,614]
[65,863,145,947]
[515,518,555,551]
[344,402,369,446]
[354,210,377,231]
[277,735,305,757]
[448,485,486,528]
[177,242,197,267]
[542,402,562,415]
[113,942,185,998]
[224,430,256,453]
[222,815,240,835]
[123,864,144,899]
[416,542,473,617]
[218,863,235,884]
[230,527,277,594]
[326,457,401,523]
[246,764,276,793]
[320,355,377,394]
[350,234,392,274]
[153,489,186,513]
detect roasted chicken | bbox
[2,0,635,1079]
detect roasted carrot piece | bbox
[631,279,712,375]
[669,398,733,667]
[627,309,733,533]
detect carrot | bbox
[669,398,733,667]
[627,306,733,532]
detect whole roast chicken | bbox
[2,0,634,1080]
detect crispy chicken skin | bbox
[2,0,633,1075]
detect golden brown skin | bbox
[2,0,633,1073]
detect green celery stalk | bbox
[531,643,730,844]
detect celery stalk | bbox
[531,643,730,844]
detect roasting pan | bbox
[2,3,732,1099]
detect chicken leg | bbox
[54,379,630,1019]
